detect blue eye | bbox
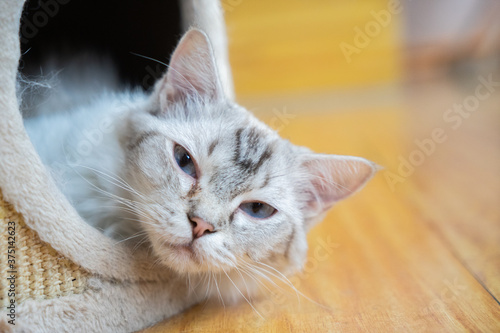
[174,145,197,178]
[239,202,276,219]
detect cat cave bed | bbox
[0,0,232,331]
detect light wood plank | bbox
[402,80,500,300]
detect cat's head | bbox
[121,30,376,282]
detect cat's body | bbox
[24,86,147,238]
[23,29,377,306]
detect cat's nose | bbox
[189,216,215,239]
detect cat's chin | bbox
[155,241,233,274]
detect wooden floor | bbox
[143,1,500,332]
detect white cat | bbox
[24,29,377,304]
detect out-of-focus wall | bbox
[403,0,500,79]
[404,0,500,54]
[404,0,481,47]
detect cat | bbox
[23,28,377,305]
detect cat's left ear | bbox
[154,29,223,108]
[300,154,378,228]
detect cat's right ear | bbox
[152,29,224,110]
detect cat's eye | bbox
[174,144,197,178]
[239,202,276,219]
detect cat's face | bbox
[121,30,376,278]
[124,102,308,274]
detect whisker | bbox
[132,235,151,252]
[213,272,225,308]
[240,262,293,298]
[113,231,149,245]
[233,265,252,302]
[222,268,263,319]
[238,265,276,296]
[249,261,331,311]
[70,164,167,219]
[247,261,300,304]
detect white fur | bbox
[24,29,377,305]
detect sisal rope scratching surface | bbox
[0,191,88,307]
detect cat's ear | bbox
[300,154,378,229]
[154,29,223,108]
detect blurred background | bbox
[225,0,500,107]
[227,0,500,92]
[19,0,500,330]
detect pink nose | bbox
[190,216,215,239]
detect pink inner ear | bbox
[156,29,223,107]
[304,155,377,215]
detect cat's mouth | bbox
[155,233,232,273]
[162,240,223,273]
